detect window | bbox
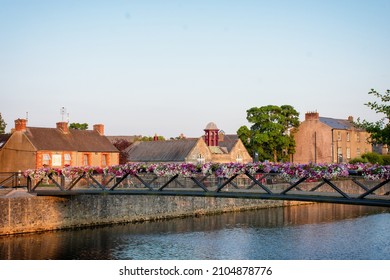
[347,132,350,142]
[346,148,351,159]
[83,154,90,166]
[52,154,62,166]
[337,131,342,141]
[357,133,360,142]
[357,148,361,156]
[102,154,107,167]
[236,154,243,163]
[42,154,51,166]
[197,154,205,164]
[64,154,71,166]
[337,147,343,163]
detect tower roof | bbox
[204,122,219,130]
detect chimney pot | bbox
[348,116,354,122]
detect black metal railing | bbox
[0,172,27,189]
[26,171,390,207]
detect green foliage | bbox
[140,135,165,141]
[361,152,384,165]
[0,113,6,134]
[356,89,390,146]
[382,154,390,165]
[238,105,300,162]
[348,157,368,164]
[69,123,88,130]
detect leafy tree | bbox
[238,105,300,162]
[140,135,165,141]
[69,123,88,130]
[356,89,390,146]
[112,139,132,164]
[0,113,6,134]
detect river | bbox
[0,203,389,260]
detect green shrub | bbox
[382,154,390,165]
[361,152,384,165]
[349,157,368,164]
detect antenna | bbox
[60,107,66,122]
[26,112,29,122]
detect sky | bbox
[1,0,389,138]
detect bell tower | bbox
[204,122,219,146]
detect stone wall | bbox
[0,193,302,236]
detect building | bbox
[0,119,119,172]
[126,122,252,164]
[292,112,372,164]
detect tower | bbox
[204,122,219,146]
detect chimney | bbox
[93,124,104,135]
[14,119,27,132]
[153,133,158,141]
[218,130,225,142]
[305,112,319,121]
[348,116,354,122]
[56,122,69,134]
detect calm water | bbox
[0,203,389,260]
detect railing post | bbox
[27,176,32,192]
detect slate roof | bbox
[126,138,200,162]
[219,134,239,152]
[24,127,119,152]
[0,134,11,149]
[127,134,242,162]
[319,117,360,130]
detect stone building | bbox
[126,122,252,164]
[0,119,119,172]
[292,112,372,164]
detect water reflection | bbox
[0,203,389,260]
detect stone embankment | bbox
[0,188,305,236]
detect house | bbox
[0,119,119,172]
[292,112,372,164]
[126,122,252,164]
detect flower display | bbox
[23,162,390,181]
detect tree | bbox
[69,123,88,130]
[140,135,166,141]
[112,139,132,164]
[0,113,6,134]
[356,89,390,146]
[237,105,300,162]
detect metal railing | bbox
[0,172,27,189]
[26,171,390,207]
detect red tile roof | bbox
[25,127,119,152]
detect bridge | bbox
[20,162,390,207]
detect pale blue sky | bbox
[1,0,389,137]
